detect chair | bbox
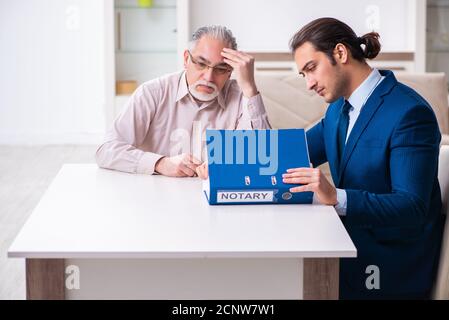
[434,145,449,299]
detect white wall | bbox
[0,0,109,145]
[190,0,418,52]
[0,0,428,145]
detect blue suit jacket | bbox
[307,70,445,299]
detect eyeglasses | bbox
[187,51,233,75]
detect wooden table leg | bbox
[26,259,65,300]
[303,258,339,300]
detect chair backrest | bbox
[395,72,449,136]
[433,145,449,299]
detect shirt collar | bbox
[176,71,190,102]
[347,68,383,113]
[176,71,228,109]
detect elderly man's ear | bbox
[183,50,190,69]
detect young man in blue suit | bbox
[283,18,445,299]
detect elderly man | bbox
[96,25,271,177]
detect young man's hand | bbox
[282,167,337,205]
[155,153,202,177]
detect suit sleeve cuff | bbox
[334,188,347,216]
[136,152,164,175]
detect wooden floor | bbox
[0,145,97,300]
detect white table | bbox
[8,164,356,299]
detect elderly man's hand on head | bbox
[155,153,202,177]
[221,48,258,98]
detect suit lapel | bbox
[336,70,397,186]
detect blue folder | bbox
[203,128,313,205]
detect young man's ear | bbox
[334,43,349,64]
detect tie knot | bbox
[341,101,352,115]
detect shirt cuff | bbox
[334,188,347,216]
[136,152,164,175]
[312,192,318,204]
[242,93,266,118]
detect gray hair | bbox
[189,25,238,51]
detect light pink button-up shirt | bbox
[96,71,271,174]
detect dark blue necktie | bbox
[337,100,352,160]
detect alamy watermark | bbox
[365,265,380,290]
[169,121,279,175]
[65,265,80,290]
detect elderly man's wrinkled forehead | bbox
[190,36,231,65]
